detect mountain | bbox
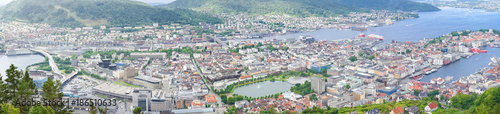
[0,0,222,27]
[160,0,365,17]
[330,0,440,12]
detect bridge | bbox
[30,48,79,87]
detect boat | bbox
[351,27,367,31]
[489,56,499,66]
[6,49,33,56]
[431,77,445,85]
[358,33,366,37]
[492,57,498,63]
[410,73,423,80]
[367,34,384,41]
[437,77,445,85]
[445,76,453,83]
[471,48,487,53]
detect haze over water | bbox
[260,7,500,83]
[263,7,500,42]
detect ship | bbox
[489,56,499,66]
[6,49,33,56]
[445,76,453,83]
[351,27,367,31]
[431,77,445,85]
[367,34,384,41]
[358,33,366,37]
[471,48,487,53]
[410,72,423,80]
[425,68,437,75]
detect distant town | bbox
[1,8,500,114]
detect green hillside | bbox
[296,86,500,114]
[160,0,365,17]
[330,0,440,12]
[0,0,222,27]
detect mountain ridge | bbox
[160,0,366,17]
[0,0,222,27]
[161,0,439,17]
[330,0,440,12]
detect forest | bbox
[0,0,222,27]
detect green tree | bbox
[89,101,98,114]
[17,70,37,113]
[5,64,22,103]
[428,90,439,99]
[42,78,68,114]
[1,102,20,114]
[310,94,318,101]
[349,56,357,62]
[133,107,143,114]
[220,94,227,103]
[256,42,263,47]
[236,95,244,101]
[98,106,107,114]
[414,90,420,96]
[28,105,55,114]
[346,84,351,90]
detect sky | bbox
[0,0,177,6]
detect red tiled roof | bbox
[392,107,404,114]
[428,102,438,109]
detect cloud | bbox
[0,0,13,6]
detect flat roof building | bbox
[92,83,134,100]
[134,76,162,89]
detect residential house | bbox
[425,102,438,112]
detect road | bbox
[191,57,225,114]
[31,48,62,76]
[213,37,227,47]
[31,48,80,86]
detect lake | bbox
[0,54,45,79]
[233,81,292,98]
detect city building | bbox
[311,77,326,94]
[134,76,162,89]
[130,53,166,59]
[132,89,152,112]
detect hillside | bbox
[330,0,440,12]
[0,0,222,27]
[296,86,500,114]
[160,0,365,17]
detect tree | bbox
[349,56,357,62]
[5,64,22,103]
[1,102,20,114]
[17,70,37,113]
[133,107,143,114]
[346,84,351,90]
[227,97,237,104]
[89,101,98,114]
[256,42,263,47]
[236,95,244,101]
[310,94,318,101]
[42,78,68,114]
[414,90,420,96]
[29,105,55,114]
[220,94,227,103]
[427,90,439,98]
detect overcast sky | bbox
[0,0,177,6]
